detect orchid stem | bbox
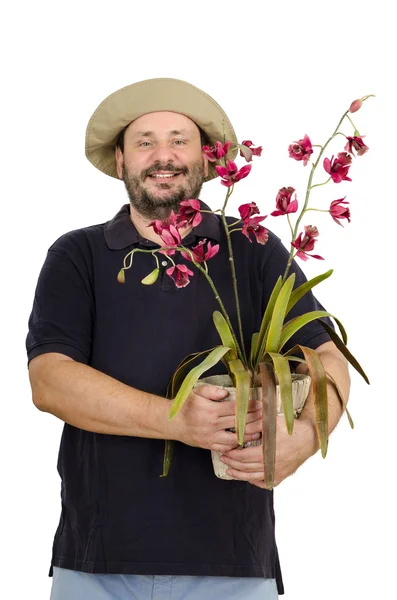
[310,177,331,189]
[228,218,243,227]
[287,214,294,238]
[346,114,357,130]
[220,186,248,365]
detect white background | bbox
[1,1,395,598]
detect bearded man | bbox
[26,78,349,600]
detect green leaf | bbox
[267,352,294,434]
[279,311,347,350]
[286,270,333,316]
[160,440,174,477]
[255,276,283,365]
[168,345,231,420]
[264,273,296,355]
[259,362,277,490]
[318,320,370,384]
[166,348,216,400]
[164,348,219,476]
[250,332,259,367]
[284,355,307,364]
[228,359,251,445]
[213,311,238,362]
[296,346,329,458]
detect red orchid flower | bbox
[239,140,263,162]
[166,264,194,288]
[241,216,269,245]
[149,211,182,256]
[176,199,203,228]
[323,152,353,183]
[329,198,351,226]
[271,187,298,216]
[181,239,220,263]
[202,141,231,162]
[216,159,252,187]
[238,203,268,244]
[344,136,369,157]
[288,134,313,166]
[238,202,260,221]
[291,225,324,261]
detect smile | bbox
[148,172,182,179]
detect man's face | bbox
[115,111,209,221]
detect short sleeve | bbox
[262,238,334,353]
[26,240,94,366]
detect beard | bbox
[122,159,206,221]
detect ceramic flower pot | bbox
[194,372,312,480]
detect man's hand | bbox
[218,416,318,488]
[219,341,351,488]
[171,384,263,452]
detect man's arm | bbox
[28,352,263,452]
[218,341,351,487]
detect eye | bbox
[174,140,186,146]
[139,141,151,147]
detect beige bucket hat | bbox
[85,77,238,182]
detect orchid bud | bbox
[117,269,125,284]
[141,268,160,285]
[239,144,253,163]
[349,99,363,113]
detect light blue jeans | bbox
[50,567,278,599]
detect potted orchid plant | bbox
[117,95,373,489]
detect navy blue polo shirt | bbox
[26,202,332,595]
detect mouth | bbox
[147,172,182,182]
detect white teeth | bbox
[151,173,178,178]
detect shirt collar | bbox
[104,201,221,250]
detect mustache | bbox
[144,163,189,178]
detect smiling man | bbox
[115,111,209,243]
[26,78,349,600]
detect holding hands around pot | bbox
[219,416,318,489]
[172,384,263,453]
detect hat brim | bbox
[85,78,238,182]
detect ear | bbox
[115,146,124,179]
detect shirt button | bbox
[161,261,168,266]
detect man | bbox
[26,78,350,600]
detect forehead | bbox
[126,111,200,137]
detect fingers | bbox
[225,469,265,482]
[222,445,262,462]
[219,466,275,489]
[217,399,263,418]
[193,384,229,402]
[210,430,261,453]
[219,409,262,431]
[219,450,281,488]
[219,454,263,473]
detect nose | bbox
[150,141,178,165]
